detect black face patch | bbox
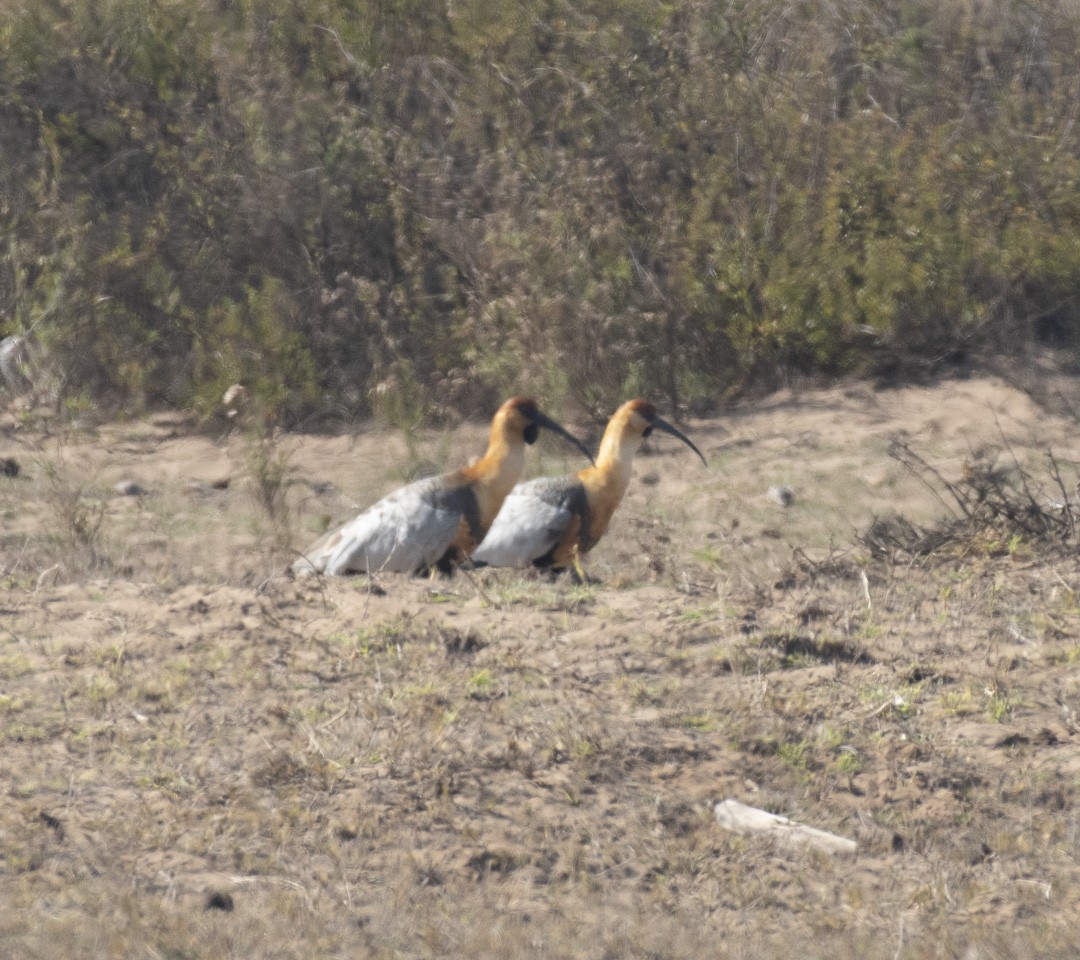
[643,426,653,438]
[524,423,539,444]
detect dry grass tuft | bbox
[861,440,1080,561]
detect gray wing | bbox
[293,476,466,575]
[472,476,585,568]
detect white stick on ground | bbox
[714,799,857,856]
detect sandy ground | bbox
[2,374,1080,958]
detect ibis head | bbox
[491,397,594,460]
[625,400,707,466]
[571,399,705,558]
[464,397,591,493]
[589,400,705,487]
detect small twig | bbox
[3,535,31,580]
[298,721,328,761]
[311,24,360,69]
[992,413,1046,533]
[224,874,316,911]
[1047,448,1077,539]
[318,705,350,730]
[862,695,907,722]
[34,563,62,592]
[1014,878,1052,899]
[888,439,970,519]
[1050,567,1075,594]
[457,564,499,608]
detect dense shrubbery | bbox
[2,0,1079,423]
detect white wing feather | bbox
[293,477,463,575]
[472,478,574,567]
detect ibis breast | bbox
[293,476,480,575]
[472,476,588,568]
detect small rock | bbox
[114,480,146,497]
[38,811,64,837]
[223,383,249,419]
[0,457,18,478]
[767,485,796,507]
[205,890,234,912]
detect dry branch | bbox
[861,440,1080,561]
[714,799,857,857]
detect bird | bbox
[472,399,706,575]
[291,397,594,576]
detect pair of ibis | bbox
[292,397,705,578]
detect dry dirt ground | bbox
[2,375,1080,959]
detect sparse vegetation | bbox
[861,439,1080,561]
[242,427,296,556]
[2,376,1080,958]
[35,449,110,573]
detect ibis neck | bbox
[581,427,638,501]
[465,434,526,527]
[481,437,525,494]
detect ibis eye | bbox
[524,423,539,444]
[643,426,653,438]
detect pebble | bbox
[767,485,795,506]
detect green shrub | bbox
[3,0,1080,422]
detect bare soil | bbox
[2,375,1080,959]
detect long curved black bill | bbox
[534,411,596,466]
[652,416,707,466]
